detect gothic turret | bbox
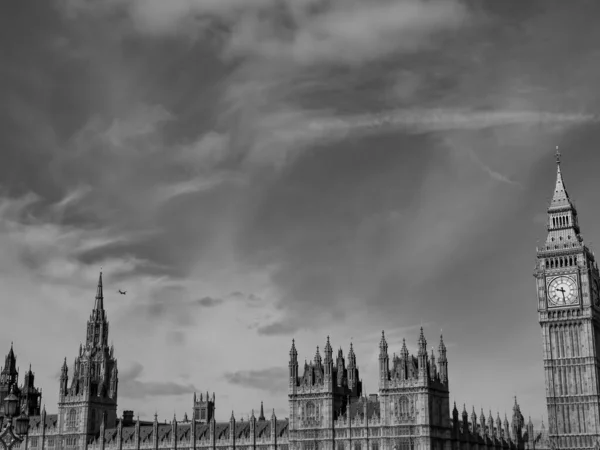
[461,405,468,435]
[193,390,215,423]
[20,363,41,416]
[347,343,360,394]
[0,343,19,410]
[289,339,298,389]
[58,271,118,441]
[452,402,459,424]
[417,328,428,379]
[379,331,389,388]
[87,271,109,349]
[496,412,502,439]
[480,409,486,437]
[324,337,333,384]
[336,348,346,388]
[438,334,448,384]
[511,397,524,440]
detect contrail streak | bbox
[305,108,598,139]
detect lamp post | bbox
[0,386,29,450]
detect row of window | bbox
[551,215,572,228]
[545,256,577,269]
[28,436,56,447]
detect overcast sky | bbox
[2,0,600,428]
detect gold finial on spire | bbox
[555,146,561,165]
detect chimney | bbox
[122,410,134,426]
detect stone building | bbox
[0,343,42,418]
[4,274,546,450]
[11,154,596,450]
[534,150,600,450]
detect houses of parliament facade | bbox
[2,153,598,450]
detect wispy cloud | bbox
[266,108,598,149]
[120,362,199,400]
[224,367,288,394]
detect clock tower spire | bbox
[534,148,600,450]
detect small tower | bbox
[0,343,19,407]
[347,343,360,395]
[461,405,468,435]
[471,407,477,434]
[417,327,428,380]
[57,271,118,444]
[193,391,215,424]
[323,337,333,388]
[511,397,524,440]
[480,409,486,438]
[289,339,298,392]
[452,402,459,434]
[438,334,448,384]
[21,364,42,416]
[378,331,389,389]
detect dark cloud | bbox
[120,362,198,400]
[224,367,288,394]
[256,320,301,337]
[197,296,223,307]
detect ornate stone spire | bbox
[379,331,388,356]
[94,270,104,312]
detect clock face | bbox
[547,276,578,307]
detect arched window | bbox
[67,408,77,430]
[306,402,315,418]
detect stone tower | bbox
[0,345,42,418]
[0,343,19,413]
[58,272,119,447]
[288,337,362,450]
[379,329,451,450]
[20,364,42,416]
[193,391,215,423]
[534,150,600,450]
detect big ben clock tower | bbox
[535,148,600,450]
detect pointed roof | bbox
[418,327,427,348]
[3,342,17,375]
[401,338,409,358]
[379,330,387,350]
[324,336,333,359]
[259,402,265,421]
[95,271,104,311]
[549,147,574,211]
